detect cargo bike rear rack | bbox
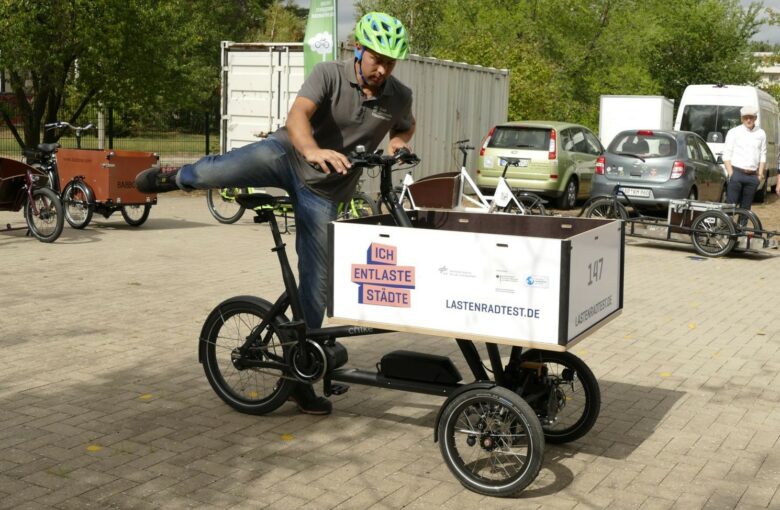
[582,186,778,257]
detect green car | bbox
[476,121,604,209]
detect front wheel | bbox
[584,197,628,220]
[515,350,600,444]
[207,188,246,224]
[690,210,736,257]
[62,181,93,229]
[25,187,64,243]
[121,204,151,226]
[438,386,544,497]
[200,297,295,415]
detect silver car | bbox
[590,129,727,207]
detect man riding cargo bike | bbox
[136,12,415,414]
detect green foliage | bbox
[357,0,764,130]
[0,0,295,148]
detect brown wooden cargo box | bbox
[56,148,158,205]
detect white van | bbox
[674,84,779,202]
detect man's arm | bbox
[759,133,767,182]
[387,115,416,154]
[722,130,734,177]
[286,96,351,174]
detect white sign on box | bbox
[328,213,623,350]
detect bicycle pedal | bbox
[329,383,350,396]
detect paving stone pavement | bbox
[1,193,779,510]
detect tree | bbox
[0,0,295,149]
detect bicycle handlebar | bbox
[347,147,420,169]
[44,121,94,132]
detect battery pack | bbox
[379,350,462,384]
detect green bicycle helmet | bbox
[354,12,409,60]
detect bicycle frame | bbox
[227,154,526,396]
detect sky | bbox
[293,1,780,45]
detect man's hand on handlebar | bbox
[305,148,351,175]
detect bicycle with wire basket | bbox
[198,146,603,497]
[582,185,778,257]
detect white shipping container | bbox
[220,42,509,187]
[598,95,674,147]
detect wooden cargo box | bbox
[328,211,625,351]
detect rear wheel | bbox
[207,187,245,224]
[62,181,93,229]
[514,350,600,444]
[584,197,628,220]
[200,297,295,415]
[25,187,64,243]
[121,204,151,226]
[438,386,544,497]
[556,179,578,209]
[690,210,736,257]
[504,192,547,216]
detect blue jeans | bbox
[726,170,759,210]
[178,138,337,328]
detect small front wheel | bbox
[690,210,736,257]
[207,188,245,224]
[25,187,64,242]
[584,197,628,220]
[438,386,544,497]
[62,181,93,229]
[121,204,151,226]
[200,297,295,415]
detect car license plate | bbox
[499,158,530,167]
[621,187,652,198]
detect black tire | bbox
[200,297,295,415]
[584,197,628,220]
[25,187,64,243]
[340,191,379,220]
[62,181,93,229]
[516,350,601,444]
[503,192,547,216]
[729,208,762,252]
[121,204,151,227]
[207,188,245,224]
[690,210,736,257]
[438,386,544,497]
[556,178,577,209]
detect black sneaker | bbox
[288,384,332,415]
[135,166,180,193]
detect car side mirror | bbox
[716,154,723,164]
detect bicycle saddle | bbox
[235,193,280,210]
[36,143,60,154]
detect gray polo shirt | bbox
[271,59,414,203]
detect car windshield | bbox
[488,127,550,150]
[679,105,742,143]
[608,132,677,158]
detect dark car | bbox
[590,129,727,207]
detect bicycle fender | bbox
[432,381,496,442]
[66,179,96,204]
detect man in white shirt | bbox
[722,105,766,210]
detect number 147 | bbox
[587,258,603,285]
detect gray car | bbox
[590,129,727,207]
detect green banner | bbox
[303,0,338,79]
